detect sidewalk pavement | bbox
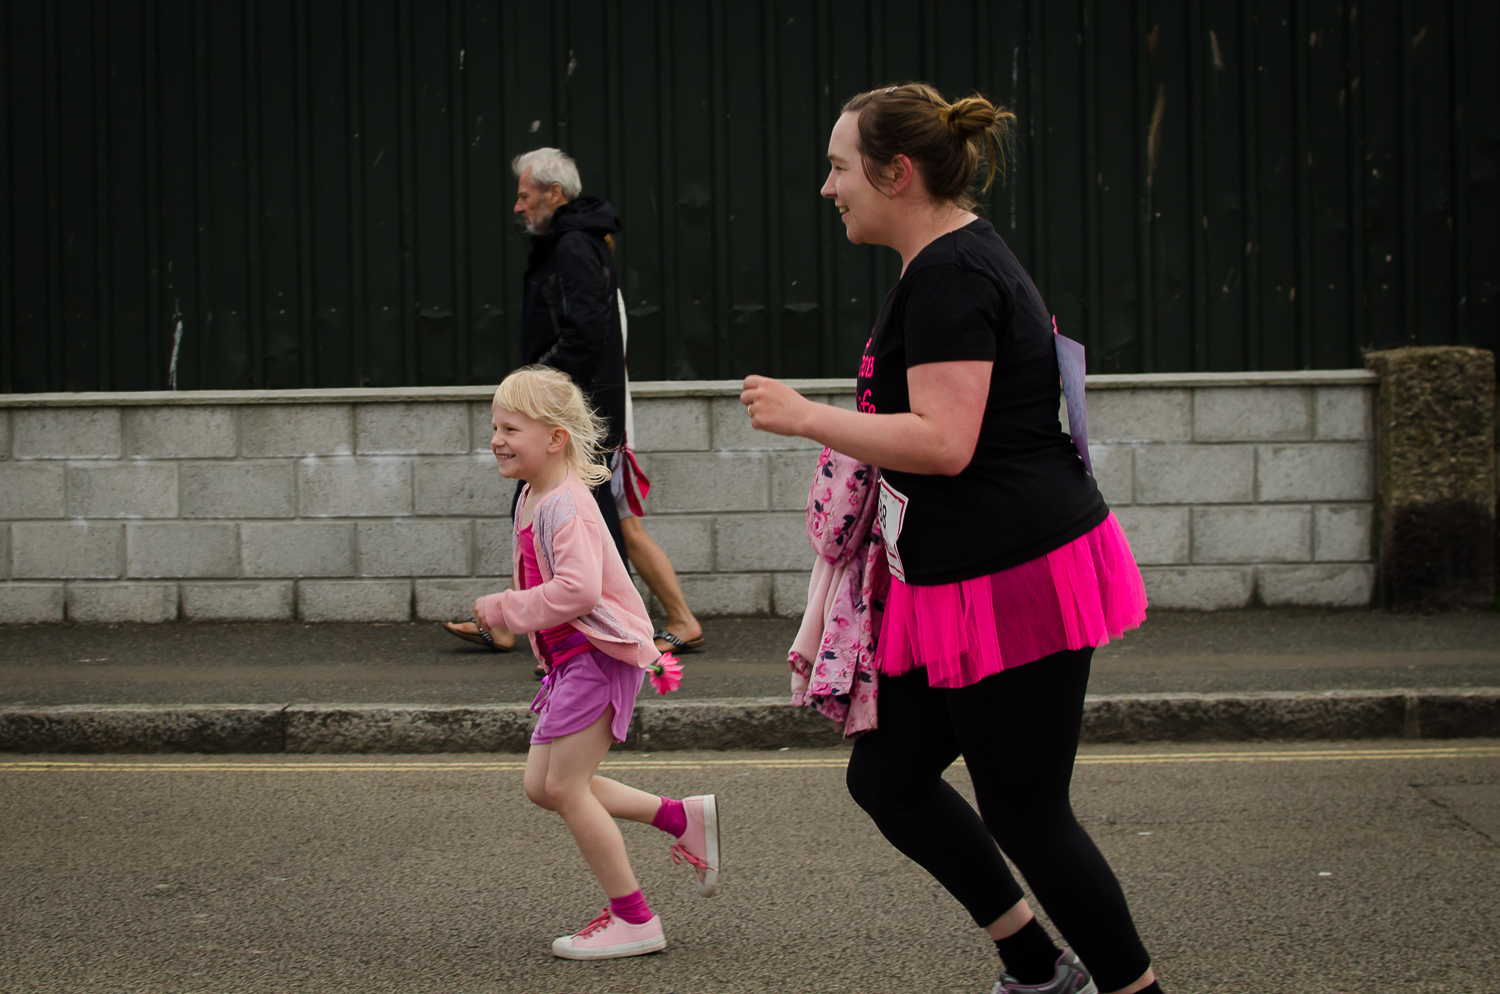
[2,608,1498,752]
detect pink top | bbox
[518,523,593,667]
[474,471,660,671]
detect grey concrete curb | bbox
[2,689,1497,754]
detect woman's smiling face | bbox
[821,111,888,246]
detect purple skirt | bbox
[530,648,645,745]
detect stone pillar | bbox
[1364,347,1496,610]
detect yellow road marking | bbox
[1,744,1496,773]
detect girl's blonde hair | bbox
[493,366,612,487]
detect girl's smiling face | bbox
[490,403,566,481]
[821,110,889,246]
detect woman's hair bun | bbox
[842,82,1017,206]
[942,96,999,138]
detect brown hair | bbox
[841,83,1016,210]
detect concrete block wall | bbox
[1082,372,1377,610]
[0,372,1377,622]
[0,390,516,623]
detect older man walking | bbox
[444,148,703,656]
[511,147,630,557]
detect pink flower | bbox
[649,653,683,695]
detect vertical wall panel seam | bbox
[1347,1,1366,356]
[817,0,835,375]
[553,0,567,150]
[398,0,417,384]
[295,0,316,387]
[0,1,12,392]
[498,1,516,371]
[1187,0,1207,371]
[921,0,936,82]
[346,0,368,386]
[605,0,624,255]
[93,0,113,389]
[1240,0,1260,370]
[1028,0,1047,301]
[1399,0,1416,342]
[1081,0,1103,362]
[450,0,469,383]
[656,0,678,377]
[193,0,211,389]
[762,1,782,377]
[1450,0,1468,345]
[709,0,732,379]
[868,0,882,319]
[1133,0,1153,371]
[1294,0,1314,367]
[976,0,993,235]
[45,1,63,390]
[245,0,264,388]
[144,0,163,390]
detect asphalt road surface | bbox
[3,740,1497,993]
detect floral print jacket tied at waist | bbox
[788,447,890,737]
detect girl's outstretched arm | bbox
[740,360,991,476]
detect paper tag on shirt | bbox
[877,477,910,582]
[1053,317,1093,476]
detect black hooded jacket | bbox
[520,196,626,451]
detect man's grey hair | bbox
[512,148,582,200]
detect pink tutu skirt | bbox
[877,512,1147,689]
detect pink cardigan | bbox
[475,472,661,670]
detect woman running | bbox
[740,83,1160,994]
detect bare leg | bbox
[590,776,667,824]
[532,708,640,898]
[445,576,518,649]
[984,900,1157,994]
[982,898,1036,941]
[527,740,664,826]
[443,620,517,650]
[620,516,701,648]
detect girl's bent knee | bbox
[524,782,553,810]
[544,780,589,814]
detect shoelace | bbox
[574,908,613,938]
[670,843,708,871]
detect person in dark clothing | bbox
[511,147,629,564]
[448,148,693,660]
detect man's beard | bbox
[523,205,555,235]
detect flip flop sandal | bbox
[441,620,511,653]
[653,628,706,653]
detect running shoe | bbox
[992,948,1099,994]
[669,794,721,896]
[550,907,666,960]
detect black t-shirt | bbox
[856,218,1107,586]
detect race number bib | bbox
[877,477,910,582]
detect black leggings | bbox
[846,649,1151,992]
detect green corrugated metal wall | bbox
[2,0,1496,392]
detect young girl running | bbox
[472,365,720,961]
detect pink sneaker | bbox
[550,907,666,960]
[670,794,720,896]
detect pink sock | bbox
[608,889,653,925]
[652,796,687,838]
